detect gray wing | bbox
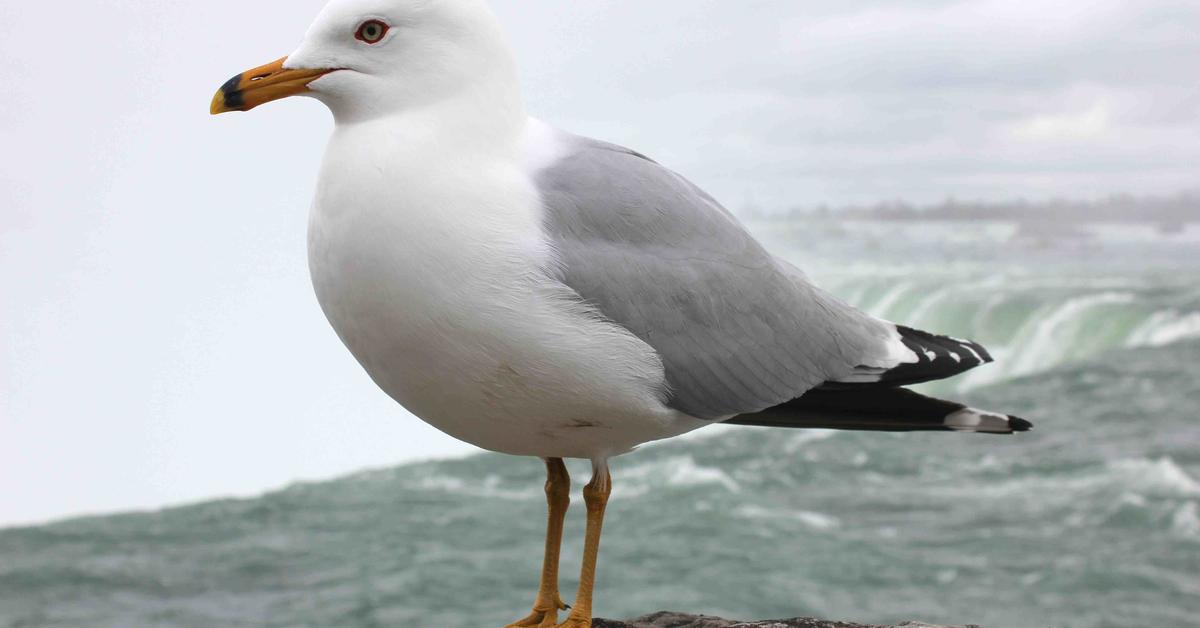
[535,133,905,420]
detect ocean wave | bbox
[782,430,837,454]
[732,504,840,530]
[917,457,1200,507]
[826,271,1200,389]
[1171,502,1200,539]
[1127,310,1200,347]
[619,455,740,497]
[400,471,541,501]
[1109,458,1200,497]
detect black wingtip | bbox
[1009,416,1034,432]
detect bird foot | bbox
[505,596,570,628]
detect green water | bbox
[2,220,1198,628]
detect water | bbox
[2,220,1198,628]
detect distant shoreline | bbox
[740,191,1200,226]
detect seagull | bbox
[211,0,1032,626]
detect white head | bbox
[211,0,522,126]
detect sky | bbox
[1,0,1197,526]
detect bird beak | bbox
[210,57,333,115]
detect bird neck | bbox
[332,70,527,160]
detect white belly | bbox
[306,125,704,459]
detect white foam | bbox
[794,510,840,530]
[619,455,740,496]
[664,457,741,492]
[783,429,837,454]
[906,286,952,325]
[871,282,917,318]
[1171,502,1200,539]
[403,472,540,500]
[734,504,840,530]
[1005,291,1135,377]
[935,457,1200,502]
[1110,457,1200,497]
[1127,310,1200,348]
[408,474,467,492]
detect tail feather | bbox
[728,387,1032,435]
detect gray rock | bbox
[592,611,982,628]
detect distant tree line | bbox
[753,191,1200,225]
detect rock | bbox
[592,611,981,628]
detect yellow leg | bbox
[557,462,612,628]
[506,458,572,628]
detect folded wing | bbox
[533,130,994,422]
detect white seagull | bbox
[211,0,1032,625]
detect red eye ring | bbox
[355,20,390,44]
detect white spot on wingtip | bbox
[950,337,984,362]
[945,408,1012,433]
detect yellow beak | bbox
[210,57,333,115]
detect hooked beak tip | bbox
[210,57,331,116]
[210,74,246,115]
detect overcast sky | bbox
[1,0,1197,526]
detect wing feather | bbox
[535,132,916,420]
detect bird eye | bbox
[355,20,389,44]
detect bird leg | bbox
[556,461,612,628]
[506,458,572,628]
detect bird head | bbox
[210,0,515,123]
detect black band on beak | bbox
[219,74,247,111]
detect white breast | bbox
[306,117,702,459]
